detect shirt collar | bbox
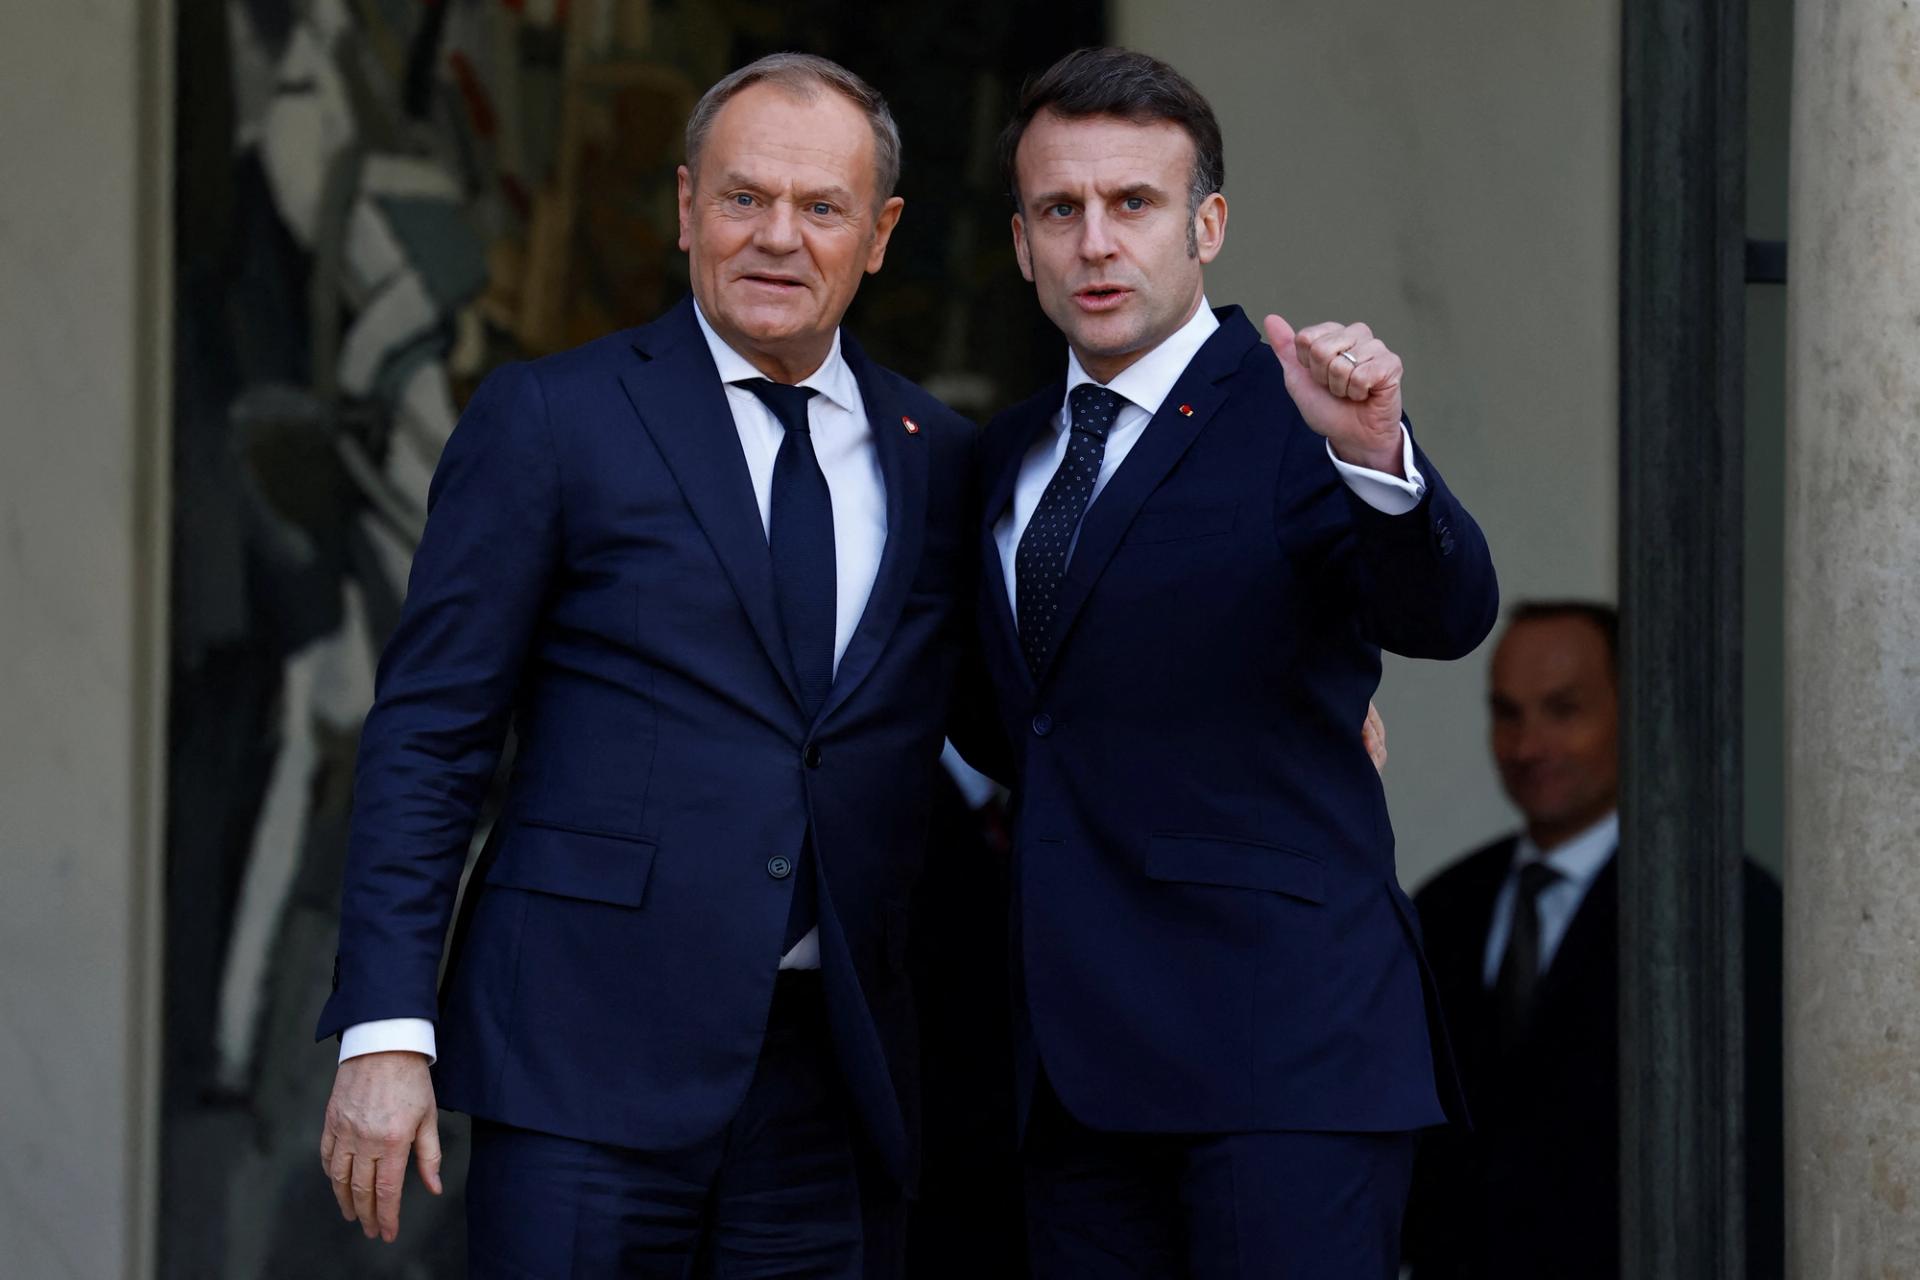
[1060,297,1220,422]
[693,299,858,414]
[1513,809,1619,888]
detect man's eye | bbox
[1048,203,1074,218]
[1123,197,1146,211]
[810,202,835,216]
[732,193,756,207]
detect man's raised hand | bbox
[1264,314,1407,476]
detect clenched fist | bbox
[1264,314,1408,476]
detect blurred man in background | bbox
[1402,601,1784,1280]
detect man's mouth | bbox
[740,273,807,291]
[1073,285,1132,312]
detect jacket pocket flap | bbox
[1145,833,1326,904]
[1122,504,1238,545]
[484,819,656,907]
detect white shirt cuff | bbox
[339,1018,438,1064]
[1327,427,1427,515]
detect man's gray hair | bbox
[684,53,902,203]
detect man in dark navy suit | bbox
[313,53,988,1277]
[972,48,1500,1278]
[1402,602,1784,1280]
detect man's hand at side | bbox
[320,1050,442,1242]
[1364,701,1389,775]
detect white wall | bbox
[1117,0,1622,887]
[0,2,168,1276]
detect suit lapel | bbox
[616,298,805,712]
[815,333,927,727]
[1035,310,1262,686]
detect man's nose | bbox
[1508,721,1552,764]
[1077,208,1118,261]
[755,200,802,252]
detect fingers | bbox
[1267,316,1404,405]
[1263,313,1300,367]
[327,1140,356,1222]
[1363,702,1389,774]
[1262,314,1306,397]
[351,1153,378,1238]
[415,1108,445,1197]
[1326,337,1382,400]
[1296,321,1372,389]
[374,1154,405,1243]
[1335,343,1404,405]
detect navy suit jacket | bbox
[316,297,978,1182]
[973,306,1498,1137]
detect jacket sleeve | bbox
[315,361,562,1040]
[1312,430,1500,661]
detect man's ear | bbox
[1193,191,1228,265]
[865,196,907,274]
[676,166,694,253]
[1011,212,1034,283]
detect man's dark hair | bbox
[998,47,1225,252]
[1508,600,1620,679]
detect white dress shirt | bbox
[340,306,888,1063]
[992,299,1427,610]
[1479,810,1620,987]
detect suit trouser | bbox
[1022,1072,1416,1280]
[466,969,898,1280]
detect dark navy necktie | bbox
[1015,383,1125,675]
[736,378,835,718]
[1494,860,1563,1046]
[735,377,832,951]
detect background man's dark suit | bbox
[316,295,977,1201]
[1404,835,1785,1280]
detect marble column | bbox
[1784,1,1920,1273]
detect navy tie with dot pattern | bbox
[1015,383,1125,675]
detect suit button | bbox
[767,855,793,879]
[803,744,823,768]
[1031,713,1053,737]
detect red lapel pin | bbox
[902,416,920,434]
[1178,404,1194,417]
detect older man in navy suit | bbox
[973,48,1499,1278]
[313,53,987,1277]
